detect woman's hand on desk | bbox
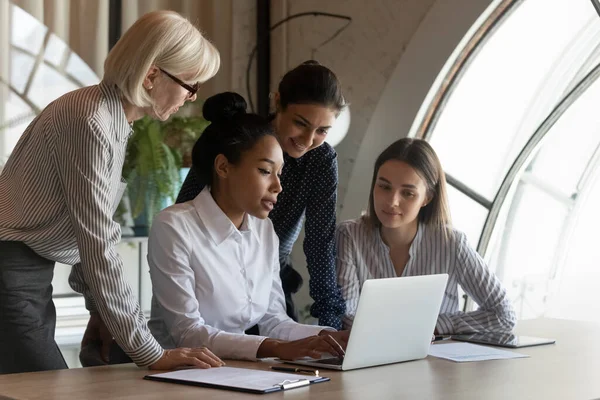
[149,347,225,370]
[258,334,346,360]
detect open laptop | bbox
[284,274,448,371]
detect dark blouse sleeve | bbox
[303,145,346,330]
[176,168,205,204]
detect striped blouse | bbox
[336,217,516,334]
[0,82,163,366]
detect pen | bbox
[270,366,319,376]
[433,335,451,342]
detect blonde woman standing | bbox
[0,11,222,374]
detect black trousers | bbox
[246,261,303,335]
[0,241,68,374]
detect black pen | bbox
[433,335,452,342]
[271,366,319,376]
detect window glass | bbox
[429,0,599,200]
[420,0,600,325]
[446,185,488,249]
[0,3,100,160]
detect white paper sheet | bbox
[148,366,322,391]
[428,342,529,362]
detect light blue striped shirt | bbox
[336,217,516,334]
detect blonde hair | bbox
[103,10,220,107]
[364,138,452,236]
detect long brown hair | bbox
[364,138,452,235]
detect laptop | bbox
[284,274,448,371]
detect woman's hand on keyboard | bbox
[258,335,345,360]
[319,330,350,349]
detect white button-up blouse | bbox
[148,187,325,360]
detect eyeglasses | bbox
[159,68,199,97]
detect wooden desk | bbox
[1,318,599,400]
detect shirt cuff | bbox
[435,314,454,335]
[234,335,270,361]
[318,313,342,330]
[124,336,164,367]
[84,293,98,313]
[288,324,329,342]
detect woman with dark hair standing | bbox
[177,61,347,329]
[148,92,348,361]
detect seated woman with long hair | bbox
[336,138,516,334]
[148,92,348,361]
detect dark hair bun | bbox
[202,92,247,123]
[301,60,321,66]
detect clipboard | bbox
[144,366,330,394]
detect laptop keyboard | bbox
[313,357,344,366]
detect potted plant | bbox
[118,103,209,235]
[162,109,210,170]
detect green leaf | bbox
[118,109,209,228]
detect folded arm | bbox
[436,232,517,334]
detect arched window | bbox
[0,3,99,162]
[412,0,600,322]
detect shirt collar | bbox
[408,222,424,257]
[193,187,260,246]
[375,221,423,257]
[99,80,133,143]
[284,151,306,166]
[240,213,261,243]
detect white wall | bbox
[340,0,494,222]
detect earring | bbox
[147,85,153,90]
